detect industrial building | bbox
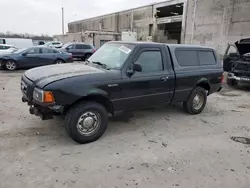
[54,0,250,57]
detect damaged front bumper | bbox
[22,96,64,120]
[228,73,250,82]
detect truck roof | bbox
[109,41,214,50]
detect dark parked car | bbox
[0,46,73,70]
[61,42,96,60]
[223,38,250,87]
[21,42,223,144]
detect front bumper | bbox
[22,96,64,120]
[228,73,250,82]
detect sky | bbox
[0,0,163,36]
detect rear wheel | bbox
[183,87,207,115]
[65,102,108,144]
[55,59,65,64]
[5,60,17,71]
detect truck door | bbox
[115,47,175,111]
[223,44,239,72]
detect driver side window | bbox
[136,51,163,73]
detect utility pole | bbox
[130,12,134,32]
[62,7,65,35]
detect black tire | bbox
[65,102,108,144]
[5,60,17,71]
[183,87,207,115]
[55,59,65,64]
[85,54,91,60]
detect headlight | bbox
[33,87,55,103]
[33,87,44,102]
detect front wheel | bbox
[183,87,207,115]
[65,102,108,144]
[84,54,91,61]
[5,60,17,71]
[55,59,65,64]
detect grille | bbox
[21,75,35,101]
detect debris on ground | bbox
[162,142,168,147]
[148,140,158,144]
[45,165,58,172]
[60,151,71,157]
[127,167,134,170]
[200,119,208,124]
[168,167,176,172]
[231,110,243,112]
[141,163,149,168]
[231,136,250,145]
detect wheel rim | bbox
[6,60,16,70]
[193,93,204,110]
[56,60,63,64]
[77,111,101,136]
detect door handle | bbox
[160,76,169,82]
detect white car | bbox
[0,44,17,55]
[45,41,63,48]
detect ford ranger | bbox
[21,42,223,144]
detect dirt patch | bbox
[219,90,241,97]
[238,104,250,109]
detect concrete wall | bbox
[184,0,250,57]
[54,32,83,43]
[66,0,250,56]
[68,6,153,41]
[54,31,120,48]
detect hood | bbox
[235,38,250,55]
[24,63,104,88]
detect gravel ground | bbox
[0,70,250,188]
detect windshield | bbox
[88,43,135,69]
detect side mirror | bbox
[126,62,142,76]
[22,52,27,56]
[133,62,142,72]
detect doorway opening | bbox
[155,3,184,44]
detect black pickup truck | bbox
[21,42,223,144]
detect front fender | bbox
[44,79,110,106]
[1,56,18,64]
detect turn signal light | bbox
[43,91,55,103]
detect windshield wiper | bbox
[91,61,110,70]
